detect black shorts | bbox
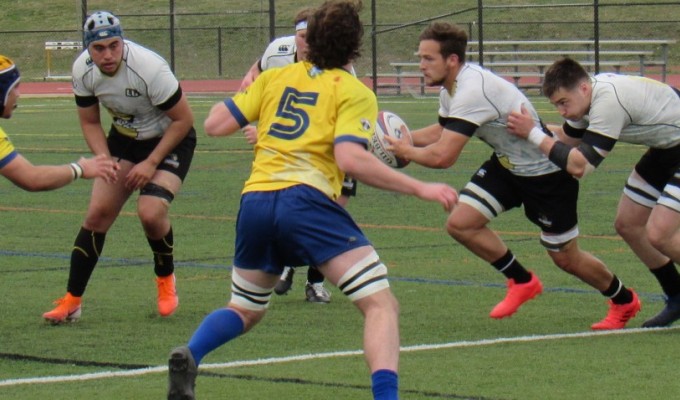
[634,144,680,192]
[107,128,197,182]
[460,154,579,234]
[341,176,357,197]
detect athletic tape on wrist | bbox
[527,127,546,146]
[70,162,83,180]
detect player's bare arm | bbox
[1,153,118,190]
[238,60,261,92]
[410,123,444,146]
[77,104,110,156]
[385,127,468,169]
[204,101,241,137]
[335,141,458,211]
[507,105,592,178]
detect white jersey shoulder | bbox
[574,74,680,148]
[260,36,296,71]
[439,63,559,176]
[71,40,180,140]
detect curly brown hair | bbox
[306,0,363,70]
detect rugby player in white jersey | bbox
[43,11,196,324]
[387,22,641,330]
[508,56,680,328]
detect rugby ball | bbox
[371,110,412,168]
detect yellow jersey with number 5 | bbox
[225,61,377,200]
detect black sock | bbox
[307,266,324,284]
[148,227,174,277]
[67,227,106,297]
[601,276,633,305]
[651,260,680,297]
[491,250,531,283]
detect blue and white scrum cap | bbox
[83,11,123,48]
[0,55,20,116]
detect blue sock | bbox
[371,369,399,400]
[187,308,245,365]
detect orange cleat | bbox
[43,293,82,325]
[157,274,179,317]
[591,289,641,330]
[490,272,543,319]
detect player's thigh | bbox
[459,157,522,221]
[84,161,134,228]
[318,245,378,285]
[648,204,680,242]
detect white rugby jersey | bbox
[72,40,180,140]
[565,74,680,149]
[259,36,297,71]
[440,63,559,176]
[259,35,357,76]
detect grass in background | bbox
[0,95,677,399]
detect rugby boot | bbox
[305,282,331,303]
[168,346,197,400]
[490,272,543,319]
[274,267,295,295]
[43,293,82,324]
[642,293,680,328]
[591,289,641,330]
[157,274,179,317]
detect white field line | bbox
[0,326,675,387]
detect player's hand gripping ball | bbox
[371,111,412,168]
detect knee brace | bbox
[140,182,175,203]
[230,269,273,311]
[338,251,390,302]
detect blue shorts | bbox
[233,184,371,275]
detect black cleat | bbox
[642,293,680,328]
[274,267,295,295]
[168,346,197,400]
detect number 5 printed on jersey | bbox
[269,87,319,140]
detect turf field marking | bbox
[0,326,676,388]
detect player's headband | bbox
[295,21,308,31]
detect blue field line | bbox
[0,249,231,270]
[2,249,667,303]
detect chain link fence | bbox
[1,1,679,91]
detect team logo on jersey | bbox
[361,118,372,132]
[476,168,487,178]
[497,154,513,170]
[125,88,141,97]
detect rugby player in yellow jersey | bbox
[166,1,457,399]
[0,55,117,191]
